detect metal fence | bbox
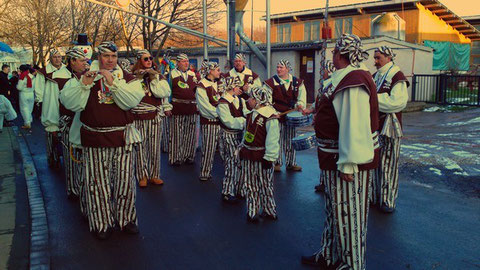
[412,74,480,106]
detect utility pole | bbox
[228,0,236,67]
[203,0,208,60]
[266,0,271,77]
[319,0,330,94]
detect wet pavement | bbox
[15,108,480,270]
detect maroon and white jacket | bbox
[169,68,198,115]
[59,61,144,148]
[314,64,380,173]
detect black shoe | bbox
[222,194,238,204]
[246,215,259,223]
[379,204,395,213]
[94,229,112,240]
[67,193,79,201]
[185,159,194,164]
[124,222,139,234]
[261,212,278,220]
[315,183,325,193]
[301,254,329,269]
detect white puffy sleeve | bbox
[150,75,171,99]
[59,77,92,112]
[378,81,408,113]
[264,118,280,162]
[109,78,145,111]
[34,73,45,102]
[196,86,218,119]
[41,80,60,131]
[332,87,374,174]
[296,82,307,108]
[217,103,245,130]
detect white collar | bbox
[377,62,394,76]
[255,106,277,118]
[171,68,193,78]
[230,67,252,76]
[223,92,236,103]
[331,63,369,88]
[46,63,64,74]
[273,74,293,85]
[52,66,72,80]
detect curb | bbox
[13,127,50,270]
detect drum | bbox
[285,111,313,127]
[292,132,316,151]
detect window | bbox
[277,24,291,43]
[304,21,321,41]
[335,18,353,37]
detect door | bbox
[299,50,316,104]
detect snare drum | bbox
[292,132,316,151]
[286,111,313,127]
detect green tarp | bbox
[424,40,470,71]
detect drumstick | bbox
[277,105,312,117]
[278,109,296,116]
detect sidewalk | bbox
[0,127,29,270]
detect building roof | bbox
[263,0,480,41]
[150,35,433,57]
[464,15,480,26]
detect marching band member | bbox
[60,41,144,240]
[217,77,248,202]
[223,53,262,99]
[302,34,380,270]
[371,46,409,213]
[36,49,64,167]
[168,53,199,165]
[131,49,172,188]
[45,48,88,198]
[196,61,222,181]
[238,86,280,222]
[265,60,306,172]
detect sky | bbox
[218,0,480,30]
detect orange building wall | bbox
[416,3,470,44]
[271,5,470,45]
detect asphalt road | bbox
[17,108,480,270]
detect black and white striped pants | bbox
[83,146,136,233]
[162,117,170,153]
[134,117,163,182]
[72,147,87,216]
[317,169,372,270]
[371,136,401,208]
[168,114,198,164]
[276,122,297,167]
[46,131,61,165]
[241,159,276,218]
[200,124,221,179]
[221,130,243,196]
[60,127,80,197]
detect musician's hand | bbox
[340,172,354,182]
[81,71,96,85]
[242,84,249,92]
[302,108,314,115]
[233,86,243,96]
[98,69,114,86]
[164,110,172,117]
[134,69,146,79]
[247,98,256,110]
[296,104,304,111]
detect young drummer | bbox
[239,86,280,222]
[130,50,172,188]
[217,77,248,203]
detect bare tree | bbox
[1,0,70,66]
